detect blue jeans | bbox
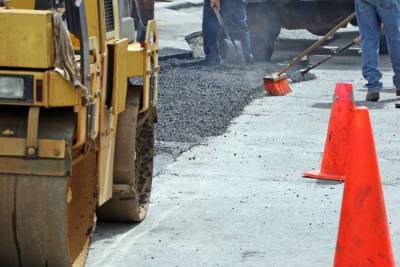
[202,0,253,61]
[356,0,400,92]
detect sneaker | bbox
[366,91,380,102]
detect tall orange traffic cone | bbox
[334,107,395,266]
[304,83,355,181]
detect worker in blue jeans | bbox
[202,0,253,65]
[356,0,400,101]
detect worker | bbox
[355,0,400,101]
[202,0,254,65]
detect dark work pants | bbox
[202,0,253,61]
[356,0,400,91]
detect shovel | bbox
[290,36,361,83]
[212,7,246,65]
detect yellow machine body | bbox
[0,9,54,68]
[0,1,158,266]
[0,7,158,195]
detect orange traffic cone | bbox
[304,83,355,181]
[334,107,395,266]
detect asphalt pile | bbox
[155,58,268,155]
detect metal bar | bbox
[0,138,66,159]
[26,107,40,157]
[0,157,70,177]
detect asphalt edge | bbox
[156,0,203,10]
[159,48,194,61]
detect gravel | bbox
[155,58,268,155]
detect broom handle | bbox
[301,36,360,75]
[278,12,356,76]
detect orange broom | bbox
[263,12,356,96]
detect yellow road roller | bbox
[0,0,158,266]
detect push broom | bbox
[290,35,361,83]
[263,12,356,96]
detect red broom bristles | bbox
[263,77,292,96]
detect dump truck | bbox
[247,0,355,60]
[0,0,158,266]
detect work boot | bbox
[245,54,254,66]
[366,91,380,102]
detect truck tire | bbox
[307,28,332,36]
[97,87,155,222]
[247,2,281,61]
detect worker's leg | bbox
[355,0,383,92]
[202,0,220,64]
[221,0,253,63]
[376,0,400,91]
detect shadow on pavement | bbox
[315,179,342,186]
[92,222,140,243]
[312,98,400,110]
[357,88,397,94]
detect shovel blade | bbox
[223,39,246,65]
[289,70,317,83]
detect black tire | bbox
[307,28,332,36]
[97,88,155,222]
[247,2,282,61]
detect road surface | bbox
[87,55,400,266]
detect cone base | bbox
[304,169,344,182]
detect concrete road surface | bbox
[87,56,400,266]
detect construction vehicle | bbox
[247,0,355,60]
[0,0,158,266]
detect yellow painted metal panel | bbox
[113,39,128,114]
[0,137,66,159]
[10,0,35,9]
[127,21,159,113]
[127,44,145,77]
[48,71,80,107]
[0,10,54,68]
[97,111,117,205]
[85,0,103,52]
